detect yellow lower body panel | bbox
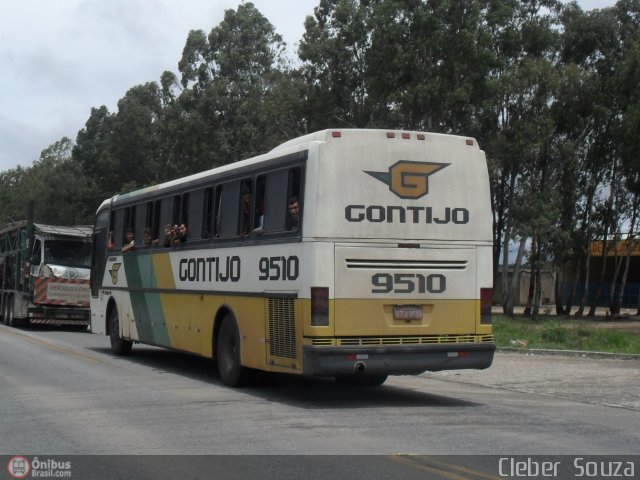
[333,298,491,337]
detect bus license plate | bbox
[393,305,423,320]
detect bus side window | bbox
[181,192,190,228]
[238,178,253,237]
[135,203,146,246]
[263,170,288,232]
[213,186,223,238]
[186,190,203,241]
[123,205,136,245]
[172,195,181,226]
[286,167,302,231]
[218,182,240,238]
[152,200,161,245]
[143,202,156,247]
[159,197,174,246]
[253,176,266,233]
[111,209,124,250]
[203,187,213,240]
[91,209,110,297]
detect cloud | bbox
[0,0,614,172]
[0,114,47,168]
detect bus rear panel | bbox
[291,130,495,377]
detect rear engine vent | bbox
[268,297,296,359]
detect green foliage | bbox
[541,322,569,343]
[494,316,640,354]
[0,137,94,225]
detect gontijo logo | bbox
[365,160,449,199]
[109,262,122,285]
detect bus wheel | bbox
[109,307,132,356]
[335,374,388,387]
[216,315,252,387]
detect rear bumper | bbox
[302,343,495,377]
[29,306,90,326]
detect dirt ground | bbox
[589,320,640,333]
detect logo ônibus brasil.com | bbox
[7,456,30,479]
[7,456,72,478]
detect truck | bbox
[0,220,92,328]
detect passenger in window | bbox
[107,231,115,250]
[287,196,301,230]
[253,199,265,235]
[253,219,264,235]
[142,228,153,247]
[240,189,252,236]
[122,229,135,252]
[174,223,188,246]
[162,224,175,247]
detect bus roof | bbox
[97,129,480,212]
[270,129,479,153]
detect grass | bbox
[492,315,640,354]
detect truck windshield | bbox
[44,240,92,269]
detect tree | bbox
[28,138,94,224]
[483,0,563,317]
[559,1,640,315]
[174,2,297,170]
[0,167,28,223]
[0,138,93,225]
[73,106,117,203]
[108,82,164,191]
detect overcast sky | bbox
[0,0,616,172]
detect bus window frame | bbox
[103,153,306,250]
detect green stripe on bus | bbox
[123,254,170,346]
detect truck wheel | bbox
[109,307,132,356]
[6,297,15,327]
[1,297,7,325]
[5,296,26,328]
[216,314,252,387]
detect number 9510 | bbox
[371,273,446,294]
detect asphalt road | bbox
[1,324,638,479]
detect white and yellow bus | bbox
[90,129,495,387]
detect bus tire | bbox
[216,315,252,387]
[109,307,132,356]
[335,374,388,387]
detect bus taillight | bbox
[311,287,329,326]
[480,288,492,325]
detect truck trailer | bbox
[0,220,92,328]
